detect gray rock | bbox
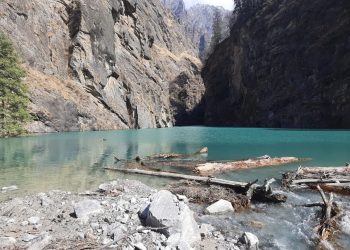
[21,221,29,226]
[28,233,52,250]
[205,199,234,214]
[28,216,40,225]
[38,193,54,207]
[241,232,259,250]
[0,237,16,248]
[74,199,103,219]
[199,223,215,238]
[139,190,200,248]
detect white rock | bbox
[205,199,234,214]
[134,242,147,250]
[139,190,200,248]
[242,232,259,250]
[199,223,215,238]
[28,216,40,225]
[74,199,103,218]
[38,193,53,207]
[21,221,29,226]
[0,237,16,248]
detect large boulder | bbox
[139,190,200,248]
[205,199,234,214]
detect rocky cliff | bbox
[0,0,204,132]
[185,4,230,59]
[161,0,187,20]
[203,0,350,128]
[162,0,230,59]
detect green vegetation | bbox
[0,32,31,137]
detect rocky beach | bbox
[0,180,260,250]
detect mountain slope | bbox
[162,0,230,58]
[0,0,204,132]
[203,0,350,128]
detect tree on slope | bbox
[0,33,31,137]
[209,8,223,54]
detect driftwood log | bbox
[117,154,303,176]
[283,166,350,195]
[104,168,287,203]
[194,157,302,176]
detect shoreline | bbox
[0,179,256,250]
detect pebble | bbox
[134,242,147,250]
[28,216,40,225]
[21,221,29,226]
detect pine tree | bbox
[209,8,223,54]
[0,33,31,137]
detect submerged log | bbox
[145,147,209,160]
[194,157,301,175]
[104,168,287,203]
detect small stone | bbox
[199,223,215,238]
[28,216,40,225]
[33,224,42,230]
[21,221,29,226]
[39,194,54,207]
[130,197,137,204]
[90,222,99,229]
[102,238,113,245]
[7,218,16,224]
[77,232,85,239]
[22,234,38,242]
[134,242,147,250]
[74,199,103,218]
[205,199,234,214]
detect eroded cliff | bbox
[0,0,204,132]
[203,0,350,128]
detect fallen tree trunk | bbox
[104,167,249,188]
[194,157,302,176]
[283,166,350,196]
[104,168,287,203]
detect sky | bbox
[183,0,234,10]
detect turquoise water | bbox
[1,127,350,197]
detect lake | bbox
[1,127,350,249]
[1,127,350,197]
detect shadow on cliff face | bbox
[169,72,206,126]
[200,0,350,129]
